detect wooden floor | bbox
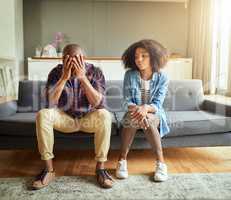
[0,147,231,178]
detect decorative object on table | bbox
[170,53,183,58]
[35,45,42,57]
[51,32,66,57]
[41,44,57,57]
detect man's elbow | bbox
[47,100,58,108]
[47,94,58,108]
[93,94,105,108]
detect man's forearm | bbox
[80,77,102,107]
[48,78,66,106]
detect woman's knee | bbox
[122,112,139,129]
[147,113,160,128]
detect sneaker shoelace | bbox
[156,163,167,175]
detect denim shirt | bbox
[123,69,170,137]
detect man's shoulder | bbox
[46,64,63,83]
[86,62,103,75]
[48,64,63,77]
[50,64,63,73]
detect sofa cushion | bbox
[105,80,123,112]
[105,80,205,112]
[17,81,46,112]
[167,111,231,137]
[17,80,124,113]
[0,111,118,137]
[163,80,204,111]
[0,100,17,117]
[17,79,204,113]
[115,111,231,138]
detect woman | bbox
[116,39,170,182]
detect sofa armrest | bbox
[201,99,231,117]
[0,100,17,118]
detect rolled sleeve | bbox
[123,70,136,111]
[45,65,62,108]
[92,68,106,108]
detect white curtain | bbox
[227,31,231,96]
[187,0,215,94]
[211,0,231,96]
[188,0,231,96]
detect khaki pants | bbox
[36,108,112,162]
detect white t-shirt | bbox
[141,78,150,104]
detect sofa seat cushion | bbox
[0,112,118,137]
[167,111,231,137]
[0,112,36,123]
[115,111,231,138]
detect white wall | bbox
[15,0,24,78]
[23,0,189,58]
[0,0,16,59]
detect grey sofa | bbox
[0,79,231,150]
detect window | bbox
[211,0,231,94]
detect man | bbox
[32,44,114,189]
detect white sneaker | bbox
[116,159,128,179]
[154,161,168,182]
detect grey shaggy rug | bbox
[0,173,231,200]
